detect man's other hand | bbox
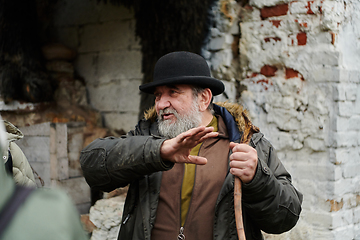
[229,142,258,183]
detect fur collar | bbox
[143,102,253,132]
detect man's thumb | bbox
[229,142,237,150]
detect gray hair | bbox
[191,86,214,114]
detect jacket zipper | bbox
[178,142,201,240]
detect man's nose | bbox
[156,96,171,110]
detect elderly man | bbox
[80,51,303,240]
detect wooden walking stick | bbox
[234,112,259,240]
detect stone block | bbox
[98,2,134,22]
[79,21,138,53]
[87,79,141,112]
[103,112,139,132]
[348,70,360,83]
[76,203,91,215]
[46,60,74,73]
[333,84,347,101]
[331,147,358,165]
[95,50,143,85]
[355,85,360,114]
[17,136,51,163]
[294,163,335,182]
[342,163,360,179]
[209,34,227,50]
[333,225,355,240]
[56,123,68,159]
[57,177,91,205]
[332,209,354,229]
[337,101,355,117]
[345,84,358,101]
[68,131,84,178]
[354,206,360,224]
[30,162,51,187]
[304,210,332,229]
[53,0,99,26]
[266,131,296,151]
[334,116,350,131]
[304,137,326,152]
[90,195,125,239]
[0,101,38,112]
[309,67,340,82]
[355,224,360,240]
[267,108,300,132]
[74,53,99,85]
[76,50,142,86]
[289,1,309,14]
[349,116,360,131]
[52,27,79,50]
[211,49,233,70]
[334,178,354,196]
[58,157,69,181]
[50,152,58,180]
[19,122,51,136]
[321,1,345,31]
[310,51,340,67]
[333,132,358,148]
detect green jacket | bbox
[80,103,303,240]
[0,133,88,240]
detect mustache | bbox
[158,108,178,120]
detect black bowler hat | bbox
[139,51,225,96]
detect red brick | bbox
[264,37,281,43]
[260,65,277,77]
[306,1,315,14]
[285,68,304,80]
[270,20,281,28]
[244,4,253,11]
[260,4,289,19]
[297,32,307,45]
[248,73,258,78]
[257,79,269,84]
[330,32,336,45]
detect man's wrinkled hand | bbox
[229,142,258,183]
[160,126,218,165]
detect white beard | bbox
[158,100,202,139]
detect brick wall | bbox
[39,0,360,238]
[17,122,92,214]
[238,0,360,239]
[52,0,142,132]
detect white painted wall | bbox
[238,0,360,239]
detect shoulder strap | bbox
[0,185,35,237]
[4,150,13,175]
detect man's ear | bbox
[198,88,213,112]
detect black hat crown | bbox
[139,51,224,96]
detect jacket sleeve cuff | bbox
[241,159,272,197]
[143,136,174,171]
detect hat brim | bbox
[139,76,225,96]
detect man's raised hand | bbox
[160,126,218,165]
